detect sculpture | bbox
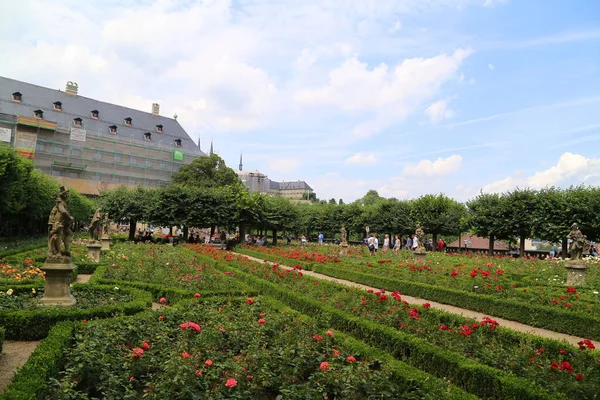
[414,224,426,253]
[47,186,73,260]
[89,207,103,242]
[340,225,348,244]
[568,223,588,260]
[102,212,110,235]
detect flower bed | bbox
[0,283,152,340]
[5,296,475,400]
[192,246,600,399]
[238,247,600,339]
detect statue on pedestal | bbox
[89,207,103,242]
[47,186,73,261]
[102,212,110,235]
[568,223,587,260]
[340,225,348,245]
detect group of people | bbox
[364,234,447,256]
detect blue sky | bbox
[2,0,600,202]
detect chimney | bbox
[65,81,79,95]
[152,103,160,115]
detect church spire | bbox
[209,140,214,156]
[239,152,243,171]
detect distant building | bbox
[236,154,313,200]
[0,76,206,195]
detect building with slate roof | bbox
[0,76,206,195]
[235,155,313,199]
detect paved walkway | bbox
[239,254,600,348]
[0,341,39,393]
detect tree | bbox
[466,192,510,255]
[502,188,538,256]
[262,196,297,245]
[101,186,155,241]
[410,194,466,248]
[358,190,384,206]
[172,154,241,189]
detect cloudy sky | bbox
[2,0,600,202]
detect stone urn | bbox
[565,260,588,286]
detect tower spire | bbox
[239,152,243,171]
[209,140,214,156]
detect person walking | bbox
[393,235,401,253]
[383,234,390,253]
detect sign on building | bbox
[14,131,38,159]
[173,149,184,161]
[0,127,11,143]
[70,128,87,142]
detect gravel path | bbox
[240,254,600,348]
[0,341,40,393]
[75,274,92,283]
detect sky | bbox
[1,0,600,202]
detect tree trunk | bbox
[562,238,568,259]
[272,229,278,246]
[520,235,526,257]
[432,232,438,251]
[239,223,246,244]
[488,233,495,256]
[129,219,136,241]
[210,225,216,238]
[183,226,189,242]
[458,233,462,252]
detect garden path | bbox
[0,341,39,393]
[75,274,92,283]
[239,253,600,349]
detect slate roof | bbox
[0,76,205,155]
[275,181,313,191]
[447,234,509,250]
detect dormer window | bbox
[53,101,62,111]
[156,124,163,133]
[124,117,132,126]
[174,139,182,147]
[73,118,83,127]
[144,132,152,141]
[108,125,117,134]
[34,110,44,119]
[91,110,99,119]
[12,92,22,102]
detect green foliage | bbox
[411,194,467,239]
[172,153,241,189]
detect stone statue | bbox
[89,207,103,242]
[568,223,587,260]
[47,186,73,260]
[340,225,348,244]
[102,212,110,235]
[414,224,426,253]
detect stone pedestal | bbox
[39,261,76,307]
[87,243,102,263]
[339,242,349,255]
[565,261,588,286]
[101,235,110,251]
[414,251,427,263]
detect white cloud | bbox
[345,152,379,164]
[403,154,462,177]
[267,158,301,174]
[388,20,402,34]
[294,48,472,137]
[312,172,375,203]
[482,152,600,193]
[425,100,454,122]
[483,0,508,7]
[488,63,494,70]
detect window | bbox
[34,109,44,119]
[174,139,182,147]
[130,156,138,165]
[12,92,22,102]
[36,142,46,152]
[94,151,101,161]
[69,172,78,179]
[53,145,64,154]
[73,118,82,127]
[146,160,153,168]
[91,110,99,119]
[124,117,132,126]
[71,148,82,157]
[114,154,122,163]
[92,174,100,181]
[161,161,167,170]
[128,178,136,185]
[108,125,117,134]
[53,101,62,111]
[51,170,61,177]
[156,124,163,133]
[144,132,151,141]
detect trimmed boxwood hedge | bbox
[0,283,152,340]
[202,254,567,400]
[238,248,600,340]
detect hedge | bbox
[0,321,75,400]
[200,254,567,400]
[238,248,600,340]
[0,283,152,340]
